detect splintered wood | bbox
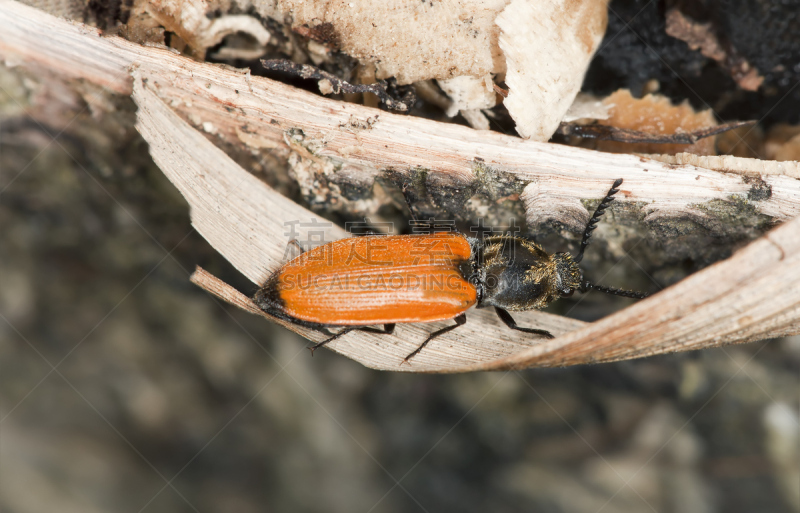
[2,0,800,372]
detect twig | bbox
[555,120,755,144]
[260,59,416,112]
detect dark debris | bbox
[260,59,416,112]
[556,120,754,145]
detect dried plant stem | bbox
[260,59,415,112]
[556,120,755,145]
[2,0,799,373]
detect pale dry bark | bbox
[132,71,586,371]
[497,0,607,140]
[3,1,800,224]
[2,0,800,372]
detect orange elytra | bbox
[254,179,648,362]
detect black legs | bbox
[287,239,304,254]
[402,309,554,364]
[403,314,467,363]
[310,311,554,363]
[309,327,356,355]
[494,307,554,338]
[358,324,396,335]
[310,316,469,364]
[309,324,395,355]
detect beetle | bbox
[254,178,648,362]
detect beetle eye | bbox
[561,288,574,297]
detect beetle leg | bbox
[349,226,379,236]
[403,315,467,364]
[282,238,305,261]
[401,183,441,233]
[358,323,396,335]
[494,307,554,338]
[309,327,355,355]
[401,183,422,223]
[309,324,395,356]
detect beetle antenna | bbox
[575,178,623,263]
[580,281,649,299]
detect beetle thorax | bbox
[475,236,566,311]
[551,252,582,295]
